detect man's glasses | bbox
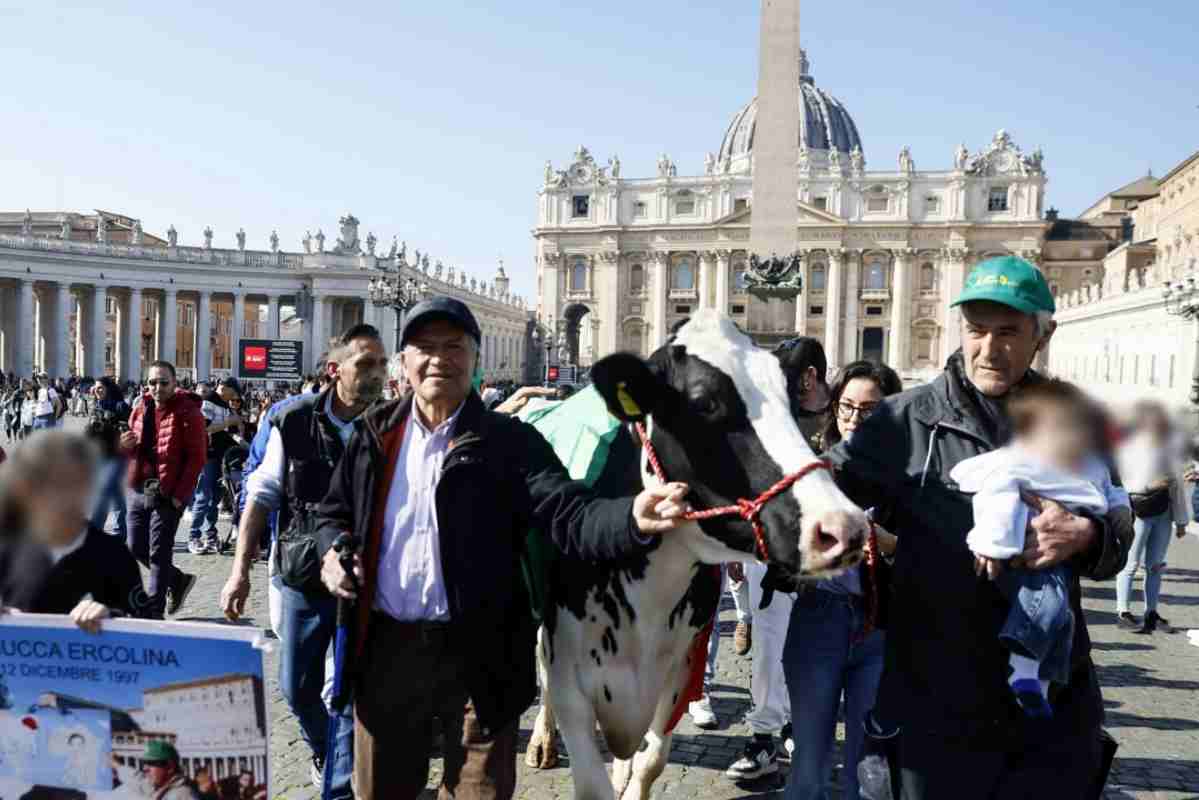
[835,401,879,422]
[146,379,173,387]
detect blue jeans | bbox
[188,458,221,540]
[90,456,128,537]
[32,415,56,430]
[276,584,353,800]
[782,589,885,800]
[996,565,1073,685]
[1116,511,1174,614]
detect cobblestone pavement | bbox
[137,509,1196,800]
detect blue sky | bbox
[1,1,1194,299]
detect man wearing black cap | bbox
[219,322,387,799]
[315,297,692,800]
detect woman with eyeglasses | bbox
[782,359,902,800]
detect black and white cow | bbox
[526,311,869,800]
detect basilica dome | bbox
[716,49,862,169]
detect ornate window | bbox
[674,191,696,216]
[864,258,887,290]
[812,196,828,211]
[672,257,695,290]
[988,187,1009,212]
[633,201,647,218]
[570,258,588,292]
[810,262,827,291]
[572,195,590,218]
[866,197,889,213]
[623,321,644,355]
[733,263,748,292]
[629,263,645,293]
[915,330,934,362]
[925,195,941,214]
[920,262,936,291]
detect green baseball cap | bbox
[951,255,1055,315]
[142,740,180,764]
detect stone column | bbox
[195,291,212,381]
[843,250,862,366]
[650,252,669,349]
[714,249,731,314]
[161,288,178,366]
[74,293,85,376]
[89,286,107,377]
[311,295,327,359]
[941,249,967,359]
[888,249,912,368]
[266,295,280,339]
[126,288,143,381]
[697,251,714,310]
[823,250,844,371]
[52,282,71,378]
[794,250,809,334]
[17,280,34,377]
[232,291,245,372]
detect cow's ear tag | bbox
[616,381,642,418]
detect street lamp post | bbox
[1162,274,1199,405]
[368,272,426,353]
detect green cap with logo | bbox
[950,255,1055,315]
[142,740,180,764]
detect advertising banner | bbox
[0,616,270,799]
[237,339,304,383]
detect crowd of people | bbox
[0,256,1195,799]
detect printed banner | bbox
[0,616,269,800]
[237,338,304,382]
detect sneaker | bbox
[779,722,794,762]
[167,573,197,616]
[310,754,324,789]
[1116,611,1140,631]
[734,621,752,656]
[1011,679,1053,719]
[725,737,778,780]
[689,695,718,730]
[1143,610,1172,633]
[187,538,207,555]
[203,534,220,555]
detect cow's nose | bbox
[799,509,867,575]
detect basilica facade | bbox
[533,51,1051,378]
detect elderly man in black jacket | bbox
[828,256,1132,799]
[315,297,690,800]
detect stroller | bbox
[218,441,251,555]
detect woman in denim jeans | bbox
[86,378,131,537]
[1115,402,1190,634]
[782,360,901,800]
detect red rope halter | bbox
[633,420,880,636]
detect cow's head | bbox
[592,311,866,577]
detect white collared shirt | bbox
[374,402,464,622]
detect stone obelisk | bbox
[749,0,801,264]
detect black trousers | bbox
[125,491,185,618]
[899,726,1104,800]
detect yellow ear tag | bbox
[616,382,642,418]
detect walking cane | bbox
[321,532,360,800]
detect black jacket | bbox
[314,391,651,731]
[0,526,149,617]
[827,358,1132,745]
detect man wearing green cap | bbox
[826,255,1132,798]
[112,741,200,799]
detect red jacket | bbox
[123,390,208,507]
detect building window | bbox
[731,304,746,314]
[812,196,827,211]
[570,258,587,292]
[672,258,695,290]
[674,192,695,215]
[916,332,933,361]
[920,262,936,291]
[864,258,887,290]
[734,198,749,212]
[810,262,826,292]
[733,263,748,291]
[810,305,824,316]
[623,323,643,354]
[925,196,941,214]
[866,306,883,316]
[633,201,647,218]
[572,195,590,218]
[630,263,645,292]
[675,305,691,314]
[988,187,1009,212]
[866,196,888,213]
[106,297,116,315]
